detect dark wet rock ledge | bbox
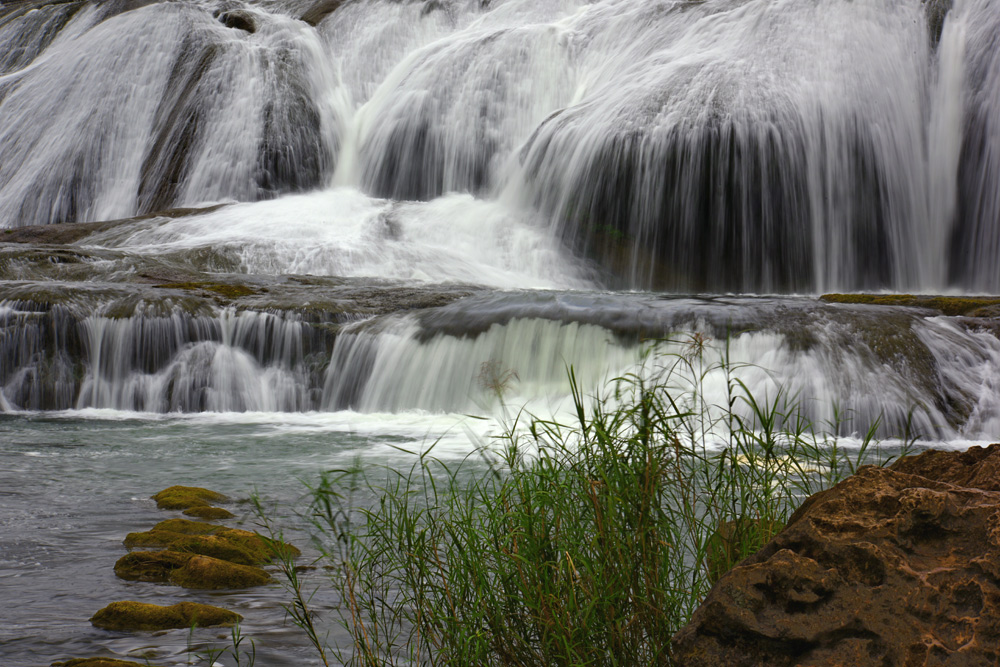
[672,444,1000,667]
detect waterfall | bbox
[1,0,1000,434]
[1,0,998,290]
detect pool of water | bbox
[0,410,484,667]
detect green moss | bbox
[114,551,193,583]
[821,293,1000,317]
[182,506,235,520]
[89,601,241,632]
[150,517,225,534]
[51,659,158,667]
[154,282,258,299]
[169,555,272,589]
[150,486,229,511]
[124,521,297,564]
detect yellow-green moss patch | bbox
[182,506,235,520]
[114,551,193,582]
[90,601,241,632]
[151,486,229,510]
[169,555,271,589]
[821,293,1000,317]
[125,520,299,564]
[151,517,226,534]
[52,659,159,667]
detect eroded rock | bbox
[90,601,241,632]
[672,450,1000,666]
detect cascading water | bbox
[0,0,997,432]
[0,0,996,290]
[2,1,1000,664]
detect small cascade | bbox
[4,292,1000,440]
[0,301,335,411]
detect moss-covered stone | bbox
[52,659,159,667]
[820,293,1000,317]
[149,517,225,534]
[114,551,193,583]
[124,519,299,564]
[182,506,235,520]
[154,282,258,299]
[169,555,272,589]
[151,486,229,510]
[90,601,242,632]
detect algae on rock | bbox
[90,601,241,632]
[150,486,229,510]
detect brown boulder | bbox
[672,460,1000,666]
[890,443,1000,491]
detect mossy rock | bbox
[820,293,1000,317]
[151,486,229,511]
[164,534,262,566]
[124,522,298,564]
[169,555,271,589]
[90,601,242,632]
[148,518,226,535]
[52,660,158,667]
[183,506,235,520]
[154,282,258,299]
[114,551,193,583]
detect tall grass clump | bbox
[303,337,912,666]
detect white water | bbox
[0,0,998,291]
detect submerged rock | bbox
[218,9,256,33]
[51,659,157,667]
[182,506,235,520]
[673,447,1000,666]
[150,486,229,511]
[90,601,241,632]
[114,550,193,583]
[299,0,341,26]
[820,293,1000,317]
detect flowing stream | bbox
[1,0,999,664]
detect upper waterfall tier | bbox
[0,0,997,292]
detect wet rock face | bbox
[672,447,1000,667]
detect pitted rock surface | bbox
[672,446,1000,667]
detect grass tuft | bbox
[277,338,914,666]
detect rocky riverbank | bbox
[673,444,1000,666]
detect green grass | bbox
[264,337,914,666]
